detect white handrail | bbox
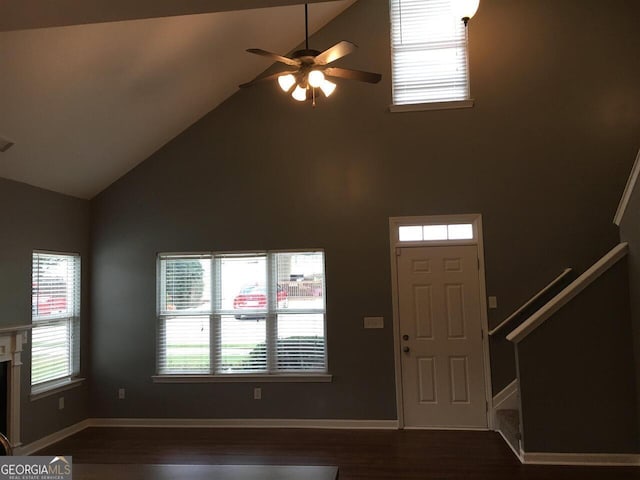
[489,268,573,336]
[507,243,628,343]
[614,147,640,226]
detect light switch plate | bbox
[364,317,384,329]
[488,296,498,309]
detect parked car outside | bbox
[233,284,287,320]
[32,280,67,317]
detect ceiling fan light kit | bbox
[240,3,381,107]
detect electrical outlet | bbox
[253,387,261,400]
[118,388,126,400]
[58,397,64,410]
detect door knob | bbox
[402,334,409,341]
[403,346,410,353]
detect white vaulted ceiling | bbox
[0,1,355,198]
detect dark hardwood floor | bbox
[37,427,640,479]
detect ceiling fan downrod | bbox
[305,4,309,51]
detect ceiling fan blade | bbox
[246,48,300,67]
[239,69,298,88]
[314,41,357,65]
[324,67,382,84]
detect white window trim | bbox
[388,214,494,429]
[392,213,480,246]
[389,0,474,108]
[30,377,85,401]
[156,250,329,380]
[151,374,332,384]
[31,250,81,392]
[389,99,474,113]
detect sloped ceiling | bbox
[0,0,355,199]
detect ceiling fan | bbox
[239,4,382,105]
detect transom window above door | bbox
[391,214,481,247]
[399,223,474,242]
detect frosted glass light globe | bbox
[277,74,296,92]
[320,80,336,97]
[291,85,307,102]
[308,70,325,88]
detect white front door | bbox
[397,245,487,428]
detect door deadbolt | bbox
[402,334,409,341]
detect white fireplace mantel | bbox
[0,325,31,448]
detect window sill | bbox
[389,99,474,113]
[30,377,85,401]
[152,374,333,384]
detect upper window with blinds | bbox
[390,0,471,107]
[31,251,81,389]
[157,251,326,377]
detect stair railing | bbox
[507,243,628,343]
[614,147,640,226]
[489,268,573,337]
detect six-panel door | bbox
[398,245,487,428]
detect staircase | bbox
[489,148,640,464]
[490,242,638,463]
[488,268,574,458]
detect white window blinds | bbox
[31,252,80,387]
[157,251,327,376]
[390,0,470,105]
[158,255,212,374]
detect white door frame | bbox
[389,214,494,430]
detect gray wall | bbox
[517,259,638,453]
[490,271,575,392]
[620,177,640,449]
[90,0,640,421]
[0,177,90,444]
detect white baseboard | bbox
[15,419,91,456]
[90,418,399,430]
[522,452,640,466]
[496,429,523,463]
[16,418,399,455]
